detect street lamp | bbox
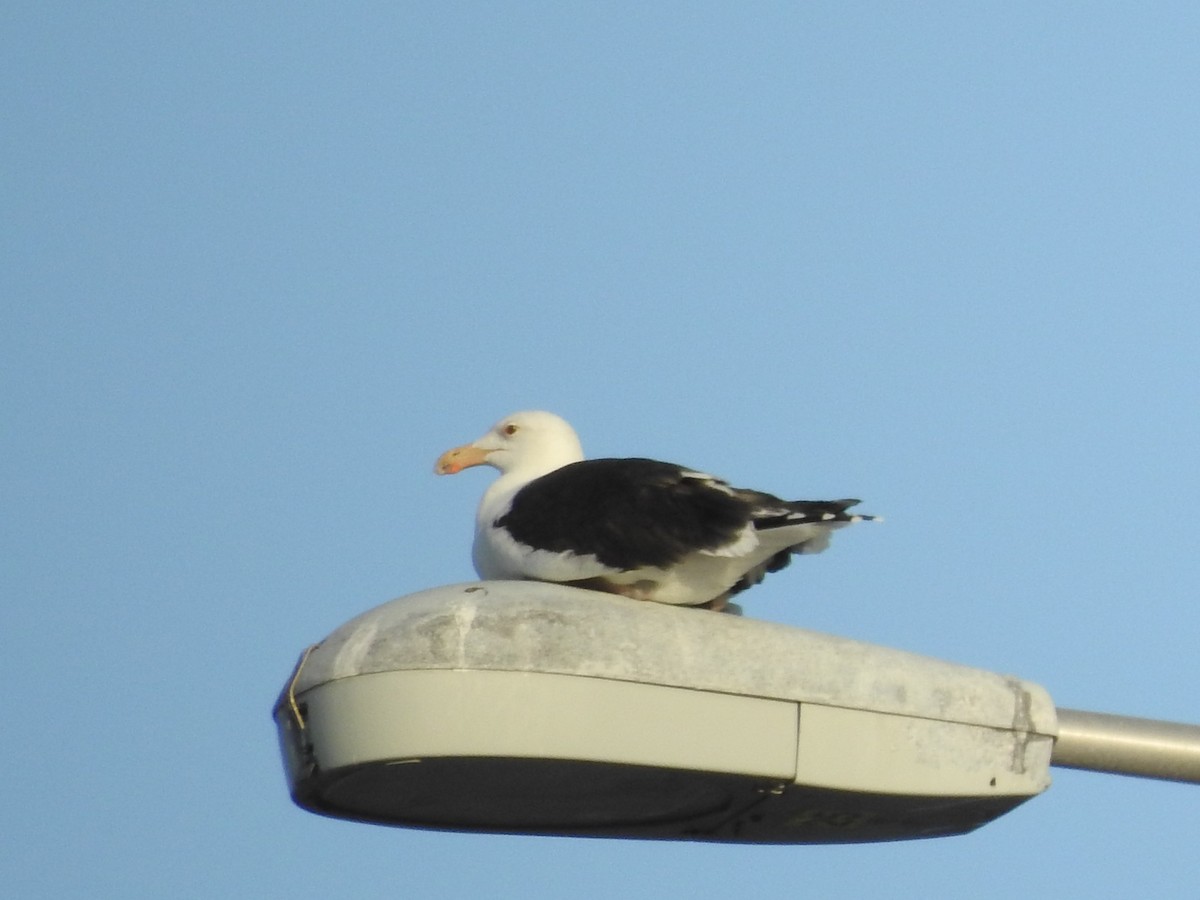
[274,582,1199,843]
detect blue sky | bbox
[4,3,1199,897]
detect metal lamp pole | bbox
[1052,709,1200,784]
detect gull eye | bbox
[503,423,519,436]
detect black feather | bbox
[496,458,757,570]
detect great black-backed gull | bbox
[435,410,876,610]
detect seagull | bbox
[435,410,876,610]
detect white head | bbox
[434,410,585,480]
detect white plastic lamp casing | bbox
[274,582,1056,843]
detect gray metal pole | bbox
[1052,708,1200,784]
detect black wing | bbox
[495,458,756,570]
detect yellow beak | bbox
[434,443,491,475]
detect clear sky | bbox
[4,3,1199,897]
